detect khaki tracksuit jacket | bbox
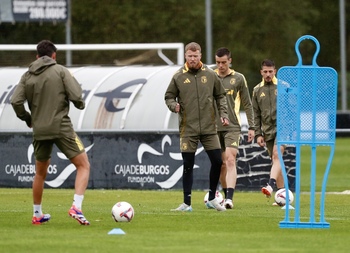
[252,77,278,141]
[215,69,254,132]
[165,63,228,137]
[11,56,84,140]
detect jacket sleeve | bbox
[10,74,32,127]
[62,68,85,110]
[164,77,179,113]
[240,76,255,130]
[252,87,262,136]
[214,77,228,119]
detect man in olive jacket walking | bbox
[11,40,90,225]
[252,59,285,201]
[214,47,255,209]
[165,42,229,212]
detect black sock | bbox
[182,152,195,205]
[184,192,192,206]
[226,188,234,200]
[222,188,228,199]
[268,178,277,191]
[206,149,223,200]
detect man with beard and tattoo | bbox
[165,42,229,212]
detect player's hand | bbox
[175,103,180,113]
[24,115,32,128]
[247,130,255,142]
[256,136,265,147]
[221,117,229,126]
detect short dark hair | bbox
[215,47,231,58]
[185,42,201,53]
[36,40,57,57]
[261,59,275,69]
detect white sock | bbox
[73,194,84,210]
[33,204,42,218]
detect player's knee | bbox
[226,156,236,167]
[272,150,279,160]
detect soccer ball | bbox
[274,188,294,206]
[203,190,224,208]
[111,201,134,222]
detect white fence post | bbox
[0,43,184,65]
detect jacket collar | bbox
[261,76,278,85]
[184,61,204,73]
[215,68,235,78]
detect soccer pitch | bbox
[0,138,349,253]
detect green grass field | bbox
[0,138,349,253]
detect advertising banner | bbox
[0,132,295,191]
[0,0,68,22]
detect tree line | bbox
[0,0,348,96]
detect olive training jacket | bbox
[11,56,84,140]
[252,77,278,141]
[165,63,228,137]
[215,69,254,132]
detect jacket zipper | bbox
[195,74,202,134]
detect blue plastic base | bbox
[279,221,330,229]
[281,205,295,210]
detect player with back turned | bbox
[11,40,91,225]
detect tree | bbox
[0,0,347,74]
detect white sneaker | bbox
[171,203,192,212]
[208,198,226,211]
[224,199,233,209]
[262,184,273,198]
[205,201,215,209]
